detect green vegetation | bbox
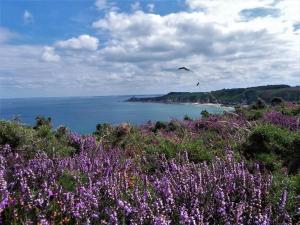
[127,84,300,105]
[1,101,300,224]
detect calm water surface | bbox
[0,96,233,134]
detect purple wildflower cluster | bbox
[69,133,97,152]
[263,111,300,130]
[0,138,293,224]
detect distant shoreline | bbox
[129,100,235,108]
[126,84,300,106]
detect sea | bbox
[0,95,233,134]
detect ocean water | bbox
[0,96,233,134]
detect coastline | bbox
[127,99,236,108]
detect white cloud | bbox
[0,27,16,43]
[95,0,107,10]
[23,10,34,24]
[55,35,99,51]
[41,46,60,62]
[131,1,141,11]
[94,0,118,11]
[90,1,299,91]
[147,3,155,13]
[1,0,300,97]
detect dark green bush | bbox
[58,172,77,192]
[0,120,75,158]
[146,137,177,158]
[37,125,52,138]
[34,116,52,129]
[115,123,131,138]
[271,97,284,106]
[94,123,112,136]
[251,98,266,109]
[146,137,212,163]
[0,121,31,148]
[291,106,300,116]
[183,115,193,121]
[152,121,167,132]
[166,120,181,132]
[243,124,292,155]
[269,172,299,217]
[179,139,213,163]
[255,153,282,171]
[201,110,210,118]
[288,132,300,174]
[55,125,69,139]
[244,109,265,120]
[242,124,299,172]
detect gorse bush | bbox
[242,124,299,173]
[0,121,29,148]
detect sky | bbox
[0,0,299,98]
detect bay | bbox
[0,96,233,134]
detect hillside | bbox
[127,85,300,105]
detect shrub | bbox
[37,125,52,138]
[242,124,300,173]
[34,116,52,129]
[271,97,284,106]
[146,137,177,158]
[179,138,213,163]
[251,98,267,109]
[255,153,282,171]
[269,172,299,217]
[152,121,167,132]
[55,125,69,139]
[58,171,77,192]
[200,110,210,118]
[244,109,265,120]
[243,124,292,156]
[94,123,112,136]
[183,115,192,121]
[0,121,25,148]
[288,132,300,174]
[115,123,131,137]
[291,106,300,116]
[166,120,181,132]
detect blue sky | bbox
[1,0,183,45]
[0,0,299,98]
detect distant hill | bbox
[127,85,300,105]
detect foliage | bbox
[271,97,284,106]
[128,85,300,105]
[200,110,210,118]
[242,124,299,173]
[183,114,192,121]
[34,116,52,129]
[1,102,300,224]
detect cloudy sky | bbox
[0,0,299,98]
